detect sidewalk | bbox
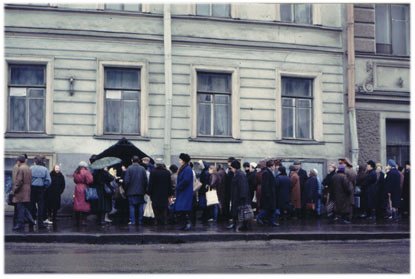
[4,215,410,244]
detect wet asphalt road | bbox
[5,239,409,273]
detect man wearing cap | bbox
[12,155,35,231]
[385,159,402,220]
[341,158,357,220]
[331,164,353,223]
[30,155,51,229]
[364,160,378,220]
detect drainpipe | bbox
[347,4,359,168]
[163,4,173,165]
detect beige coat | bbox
[12,163,32,203]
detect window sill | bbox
[93,134,151,141]
[274,139,325,145]
[188,137,242,143]
[5,133,55,139]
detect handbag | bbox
[143,195,154,218]
[306,202,315,211]
[193,179,202,192]
[326,200,335,216]
[7,191,14,206]
[206,187,219,206]
[104,181,115,195]
[85,187,99,201]
[238,204,254,222]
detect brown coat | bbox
[12,163,32,203]
[290,171,301,209]
[332,172,353,215]
[345,167,357,205]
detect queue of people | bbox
[9,152,410,233]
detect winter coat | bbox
[322,170,336,203]
[375,171,386,210]
[260,168,277,210]
[345,167,357,205]
[45,171,66,210]
[298,168,308,207]
[12,163,32,203]
[276,175,291,211]
[385,168,402,208]
[332,172,353,214]
[364,169,378,210]
[175,164,193,212]
[148,166,173,209]
[31,165,51,188]
[290,171,301,209]
[90,169,115,214]
[230,169,250,218]
[402,169,410,211]
[255,169,264,210]
[73,168,93,213]
[247,170,257,200]
[124,163,148,196]
[216,169,227,209]
[199,162,210,195]
[304,176,319,204]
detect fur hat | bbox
[179,153,191,163]
[230,160,241,170]
[367,160,376,169]
[78,161,88,168]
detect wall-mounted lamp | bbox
[69,76,75,96]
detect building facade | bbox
[3,3,409,210]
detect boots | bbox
[180,213,192,231]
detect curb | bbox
[5,232,410,245]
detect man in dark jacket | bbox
[364,160,378,220]
[294,160,307,218]
[30,155,51,229]
[224,157,236,222]
[148,158,173,225]
[257,160,278,226]
[385,159,402,220]
[124,156,148,225]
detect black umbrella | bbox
[94,137,154,167]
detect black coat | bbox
[230,170,250,217]
[148,166,173,209]
[260,168,277,210]
[304,176,319,204]
[385,168,402,208]
[45,171,65,210]
[375,172,386,210]
[298,168,308,206]
[90,169,114,214]
[364,169,378,209]
[276,175,291,211]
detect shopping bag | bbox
[85,187,99,201]
[143,195,155,218]
[238,204,254,222]
[206,187,219,206]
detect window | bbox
[386,119,410,167]
[280,4,312,24]
[196,3,230,17]
[376,4,410,56]
[197,72,232,137]
[281,77,313,139]
[104,67,141,135]
[7,64,46,133]
[104,3,142,12]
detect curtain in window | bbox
[391,5,409,56]
[294,4,311,24]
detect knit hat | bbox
[179,153,191,163]
[367,160,376,169]
[17,155,26,163]
[387,159,397,168]
[78,161,88,168]
[310,169,318,176]
[230,160,241,170]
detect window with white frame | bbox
[196,3,231,17]
[280,3,312,24]
[104,67,141,135]
[281,77,313,140]
[375,4,410,56]
[104,3,142,12]
[197,72,232,137]
[8,64,46,133]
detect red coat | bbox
[73,168,93,212]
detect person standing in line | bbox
[255,160,266,215]
[124,156,148,226]
[175,153,194,231]
[364,160,378,220]
[289,165,301,219]
[342,158,357,221]
[401,161,410,218]
[244,162,257,207]
[44,164,66,225]
[73,161,93,226]
[227,160,251,231]
[30,155,51,229]
[294,161,307,219]
[385,159,402,220]
[216,164,227,222]
[198,160,211,224]
[12,155,35,232]
[356,164,368,218]
[331,164,353,223]
[224,157,236,223]
[304,169,319,218]
[148,159,173,226]
[322,163,336,210]
[276,166,291,221]
[374,163,386,220]
[207,164,221,223]
[169,164,178,195]
[256,160,278,226]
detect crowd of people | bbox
[9,152,410,233]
